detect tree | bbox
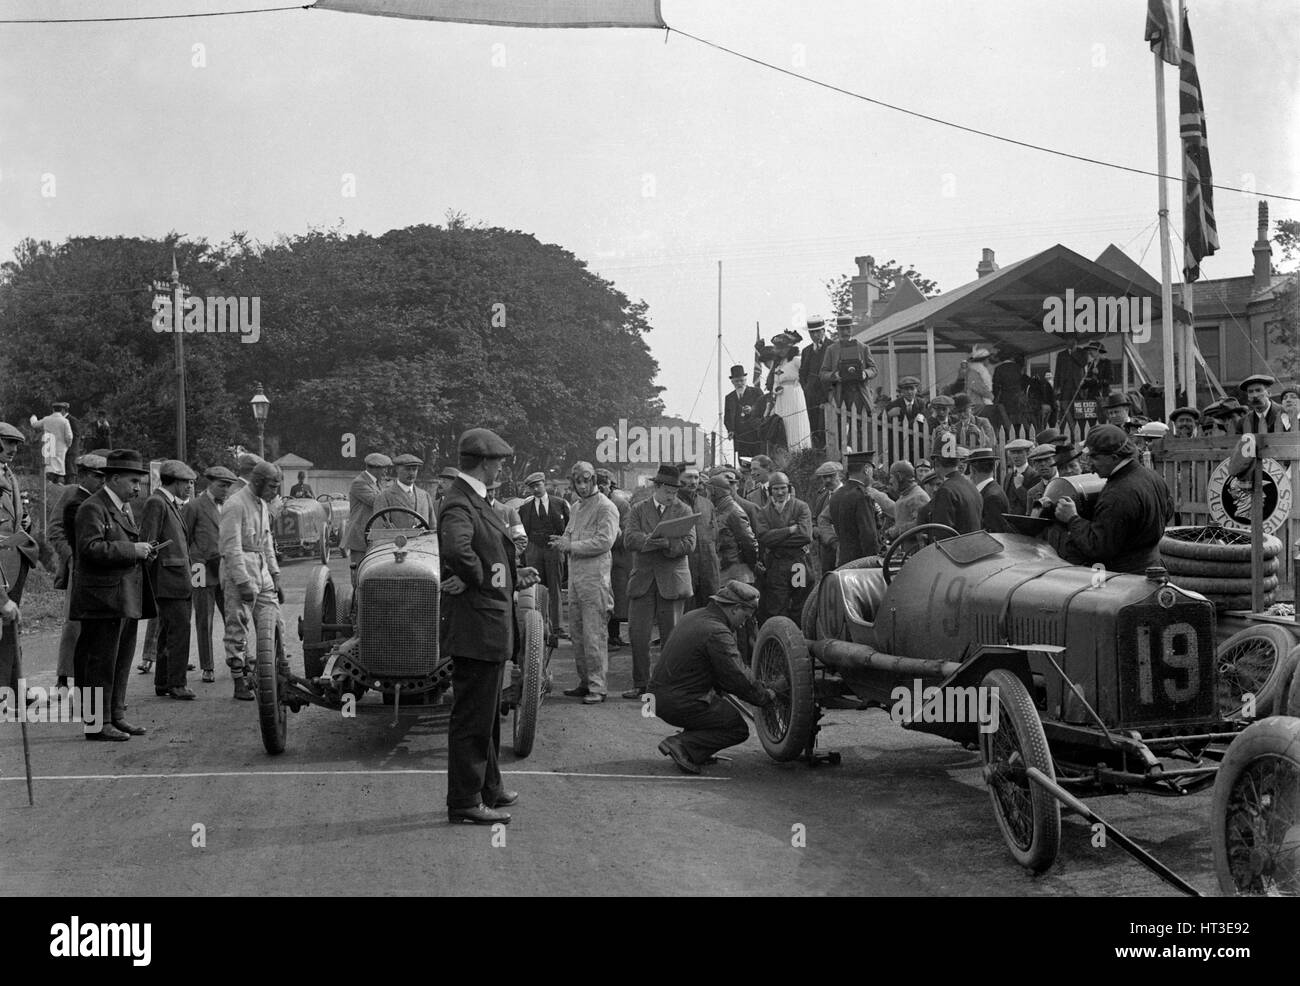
[1274,218,1300,271]
[1267,220,1300,381]
[823,258,940,317]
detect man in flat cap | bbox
[183,465,236,683]
[1023,443,1058,511]
[966,448,1009,534]
[648,580,781,775]
[820,315,878,451]
[519,470,569,641]
[926,393,955,433]
[550,461,620,703]
[1239,374,1292,433]
[71,450,157,740]
[885,375,927,425]
[952,393,996,449]
[1168,407,1200,439]
[372,453,436,529]
[809,460,843,576]
[49,451,107,687]
[830,450,880,566]
[1001,438,1034,514]
[799,319,832,449]
[623,465,696,700]
[343,452,392,584]
[724,364,764,459]
[142,460,198,700]
[1053,425,1173,574]
[220,460,282,702]
[885,460,929,540]
[29,401,73,485]
[439,428,540,824]
[926,431,983,536]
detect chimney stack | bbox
[851,255,878,322]
[976,248,999,279]
[1252,200,1272,291]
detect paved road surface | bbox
[1,556,1223,896]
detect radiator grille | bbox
[358,577,440,677]
[1115,602,1215,727]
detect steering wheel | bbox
[881,523,959,584]
[364,506,431,537]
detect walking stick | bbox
[13,617,34,806]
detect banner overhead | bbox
[314,0,666,28]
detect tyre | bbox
[512,609,544,758]
[979,668,1061,874]
[1159,526,1282,563]
[1170,574,1278,597]
[1161,554,1279,579]
[1210,717,1300,896]
[257,613,287,755]
[1204,592,1276,613]
[299,566,340,680]
[1216,626,1297,720]
[752,616,816,762]
[1272,645,1300,717]
[1288,657,1300,717]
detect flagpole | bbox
[1177,0,1196,411]
[716,260,723,467]
[1155,52,1178,415]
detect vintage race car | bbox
[748,524,1259,878]
[315,493,349,554]
[273,496,332,563]
[257,506,552,757]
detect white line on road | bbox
[0,768,729,783]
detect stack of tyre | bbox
[1160,525,1281,612]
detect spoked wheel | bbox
[752,617,815,762]
[881,523,959,584]
[1212,717,1300,896]
[300,566,338,679]
[1216,626,1295,720]
[512,609,544,758]
[257,614,287,755]
[979,668,1060,873]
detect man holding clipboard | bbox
[621,465,696,699]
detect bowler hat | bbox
[1053,444,1082,467]
[729,364,746,379]
[458,428,514,459]
[159,459,197,481]
[392,453,423,467]
[1239,373,1276,392]
[651,464,680,487]
[102,449,148,475]
[709,580,761,608]
[524,471,546,486]
[1103,392,1130,409]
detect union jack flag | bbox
[1179,12,1219,282]
[1145,0,1179,65]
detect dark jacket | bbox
[1002,466,1033,515]
[648,603,772,709]
[829,478,879,566]
[724,385,764,446]
[977,478,1011,534]
[624,495,696,599]
[799,341,830,404]
[1053,346,1090,409]
[712,494,758,571]
[755,497,813,560]
[519,494,569,543]
[438,477,519,663]
[1242,402,1293,434]
[928,473,983,536]
[141,490,193,600]
[70,487,156,621]
[1062,459,1173,574]
[51,484,92,588]
[181,491,223,571]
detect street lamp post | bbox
[250,383,270,459]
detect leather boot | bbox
[232,673,254,701]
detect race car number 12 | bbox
[1134,623,1199,704]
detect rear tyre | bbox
[979,668,1060,874]
[512,610,544,758]
[257,616,287,755]
[1211,717,1300,896]
[800,583,820,640]
[1216,626,1296,719]
[300,566,335,679]
[752,617,815,762]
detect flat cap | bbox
[929,394,955,408]
[458,428,513,458]
[1028,444,1056,460]
[363,452,393,468]
[813,461,843,477]
[1005,438,1034,452]
[1035,427,1063,445]
[159,459,197,481]
[0,422,27,443]
[1168,407,1200,422]
[965,447,998,464]
[524,471,546,485]
[1239,373,1276,391]
[898,375,921,388]
[52,401,70,411]
[204,465,237,482]
[392,453,423,467]
[438,466,460,480]
[1084,424,1135,456]
[76,452,107,471]
[709,580,761,608]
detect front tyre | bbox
[979,668,1060,874]
[257,613,287,755]
[512,609,544,758]
[752,617,815,762]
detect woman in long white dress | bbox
[772,337,812,452]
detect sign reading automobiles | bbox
[1207,457,1291,535]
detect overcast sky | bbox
[2,0,1296,433]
